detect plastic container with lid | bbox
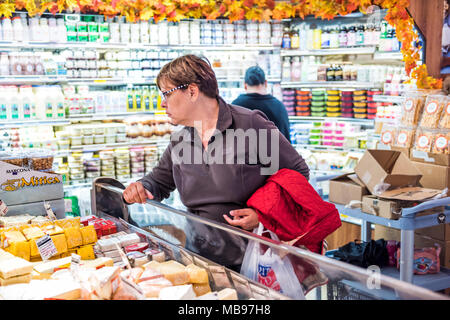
[57,139,70,150]
[94,135,105,144]
[353,102,367,108]
[326,112,341,117]
[116,133,127,143]
[326,101,340,107]
[327,95,341,102]
[83,135,94,145]
[308,138,321,145]
[353,95,366,102]
[71,136,82,146]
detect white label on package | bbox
[36,234,58,261]
[411,150,435,163]
[0,200,8,217]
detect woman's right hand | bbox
[123,182,154,204]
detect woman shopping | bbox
[123,54,310,270]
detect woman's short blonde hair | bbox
[156,54,219,99]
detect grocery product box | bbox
[410,149,450,167]
[362,195,403,220]
[328,173,369,205]
[374,225,450,267]
[412,161,450,192]
[416,223,450,241]
[354,149,422,195]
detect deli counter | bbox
[90,177,448,300]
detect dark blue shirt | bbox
[232,93,291,142]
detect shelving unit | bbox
[294,144,366,153]
[280,46,378,56]
[281,81,382,89]
[289,116,375,125]
[0,119,71,128]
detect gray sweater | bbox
[139,97,309,266]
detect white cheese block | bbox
[0,273,32,286]
[89,266,121,300]
[33,257,71,274]
[159,284,196,300]
[117,233,140,248]
[97,238,121,252]
[0,257,33,279]
[218,288,238,300]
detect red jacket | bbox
[247,168,341,254]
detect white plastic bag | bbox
[240,224,305,300]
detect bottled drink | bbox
[313,28,322,49]
[339,26,348,47]
[282,57,291,81]
[12,17,24,42]
[306,27,314,50]
[282,27,291,49]
[290,28,300,49]
[356,25,364,46]
[321,28,330,49]
[2,18,13,41]
[334,65,343,81]
[299,24,307,50]
[326,64,335,81]
[364,25,372,46]
[346,26,356,47]
[291,57,301,82]
[329,28,339,48]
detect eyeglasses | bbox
[160,84,189,101]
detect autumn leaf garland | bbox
[0,0,442,89]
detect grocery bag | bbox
[240,223,305,300]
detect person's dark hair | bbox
[156,54,219,99]
[244,65,266,86]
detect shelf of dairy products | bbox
[289,116,375,125]
[67,111,164,121]
[373,51,404,61]
[280,46,377,56]
[293,144,367,153]
[281,81,381,89]
[0,119,70,128]
[55,139,170,155]
[0,41,279,52]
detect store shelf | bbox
[0,75,68,84]
[56,139,170,154]
[0,41,278,51]
[289,116,375,126]
[67,111,164,121]
[280,46,377,56]
[0,119,70,128]
[294,144,367,153]
[371,95,405,104]
[281,81,382,89]
[373,51,404,61]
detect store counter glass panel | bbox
[91,177,449,301]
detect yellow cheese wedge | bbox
[0,273,32,286]
[41,224,64,236]
[29,240,39,258]
[150,260,189,286]
[5,241,30,261]
[63,227,82,249]
[192,282,212,297]
[77,245,95,260]
[80,225,98,245]
[55,217,81,229]
[0,257,33,279]
[30,257,42,263]
[80,257,114,269]
[22,227,45,241]
[186,264,209,284]
[51,234,68,255]
[1,230,26,247]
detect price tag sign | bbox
[70,253,81,279]
[36,235,58,261]
[0,200,8,217]
[44,201,57,221]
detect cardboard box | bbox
[416,224,450,241]
[410,149,450,167]
[374,225,450,267]
[362,195,403,220]
[412,161,450,192]
[355,149,422,196]
[328,173,369,205]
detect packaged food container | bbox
[116,125,127,134]
[296,107,310,112]
[101,171,115,177]
[341,101,353,108]
[309,134,322,140]
[116,168,130,175]
[322,141,333,146]
[86,171,101,178]
[105,126,117,135]
[353,107,367,113]
[367,114,377,119]
[341,90,354,96]
[55,131,70,139]
[311,112,326,117]
[71,136,82,146]
[342,113,354,118]
[341,96,353,102]
[327,95,340,102]
[58,139,70,150]
[353,102,367,108]
[82,126,94,135]
[334,135,345,141]
[101,164,115,171]
[93,135,105,144]
[99,150,114,160]
[116,133,127,143]
[115,158,130,165]
[326,101,340,107]
[104,134,116,144]
[326,112,341,117]
[311,96,325,102]
[308,138,321,145]
[296,112,311,117]
[353,95,366,102]
[83,135,94,145]
[295,89,310,95]
[29,151,54,171]
[353,90,367,96]
[116,174,130,181]
[322,129,333,134]
[311,89,325,96]
[131,167,145,174]
[326,107,340,112]
[333,142,344,147]
[94,127,105,135]
[354,113,367,119]
[323,135,334,140]
[326,90,340,95]
[367,102,382,108]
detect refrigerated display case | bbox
[90,177,448,300]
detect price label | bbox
[381,131,393,144]
[404,99,414,111]
[446,103,450,115]
[0,200,8,217]
[435,135,448,150]
[44,201,57,221]
[397,132,408,145]
[36,234,58,261]
[425,101,438,114]
[418,135,430,148]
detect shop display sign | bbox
[36,234,58,261]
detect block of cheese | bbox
[44,279,81,300]
[31,270,52,280]
[2,230,26,247]
[139,277,173,298]
[152,260,189,286]
[80,225,98,245]
[186,264,209,284]
[192,282,212,297]
[97,237,121,252]
[120,268,144,283]
[29,239,39,258]
[0,249,15,261]
[159,284,196,300]
[63,227,82,249]
[80,257,114,269]
[138,268,163,283]
[55,217,81,229]
[0,273,32,286]
[0,257,33,279]
[143,260,161,270]
[33,257,71,274]
[22,227,45,241]
[41,224,64,236]
[77,245,95,260]
[103,249,122,259]
[89,266,121,300]
[5,240,30,261]
[218,288,238,300]
[50,234,68,255]
[117,233,140,248]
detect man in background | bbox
[232,66,291,142]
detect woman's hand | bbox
[223,208,259,230]
[123,182,154,204]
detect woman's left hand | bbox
[223,208,259,230]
